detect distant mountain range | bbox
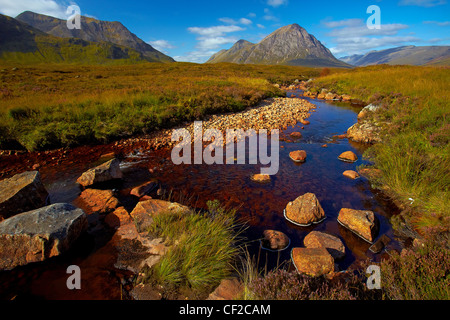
[207,24,350,68]
[0,11,174,64]
[339,45,450,66]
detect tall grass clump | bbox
[146,200,245,293]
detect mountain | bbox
[0,14,149,64]
[16,11,174,63]
[207,24,350,68]
[339,46,450,66]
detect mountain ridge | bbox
[207,23,350,68]
[15,11,174,63]
[339,45,450,66]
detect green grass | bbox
[0,62,325,151]
[310,65,450,236]
[145,200,245,293]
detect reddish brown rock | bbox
[290,132,302,139]
[74,189,120,215]
[251,174,271,183]
[130,181,158,198]
[289,150,307,163]
[0,203,87,270]
[291,247,334,277]
[207,278,244,300]
[130,199,190,232]
[343,170,360,180]
[338,208,378,243]
[262,230,290,250]
[303,231,345,259]
[300,119,310,125]
[104,207,132,229]
[284,193,326,226]
[0,171,49,220]
[76,158,123,187]
[338,151,358,162]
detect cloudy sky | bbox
[0,0,449,62]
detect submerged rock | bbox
[337,208,379,243]
[284,193,326,226]
[303,231,345,260]
[0,171,49,220]
[251,174,271,183]
[77,158,123,187]
[0,203,88,270]
[262,230,290,251]
[291,247,334,277]
[130,181,158,198]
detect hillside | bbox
[339,45,450,66]
[0,14,148,64]
[16,11,174,63]
[207,24,350,68]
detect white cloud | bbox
[248,12,256,18]
[263,8,278,21]
[267,0,288,7]
[181,24,245,63]
[219,17,252,25]
[0,0,69,19]
[399,0,446,7]
[148,40,175,53]
[323,19,417,56]
[257,24,265,29]
[423,20,450,26]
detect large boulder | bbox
[0,203,88,270]
[347,122,383,144]
[303,231,345,260]
[357,104,382,120]
[76,158,123,187]
[0,171,49,220]
[337,208,379,243]
[291,247,334,277]
[284,193,326,226]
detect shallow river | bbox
[0,91,402,300]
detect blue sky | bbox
[1,0,449,62]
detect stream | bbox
[0,91,403,300]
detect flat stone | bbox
[290,132,302,139]
[291,247,334,277]
[303,231,345,259]
[76,158,123,187]
[338,208,378,243]
[74,189,120,215]
[0,171,49,220]
[0,203,88,270]
[284,193,326,226]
